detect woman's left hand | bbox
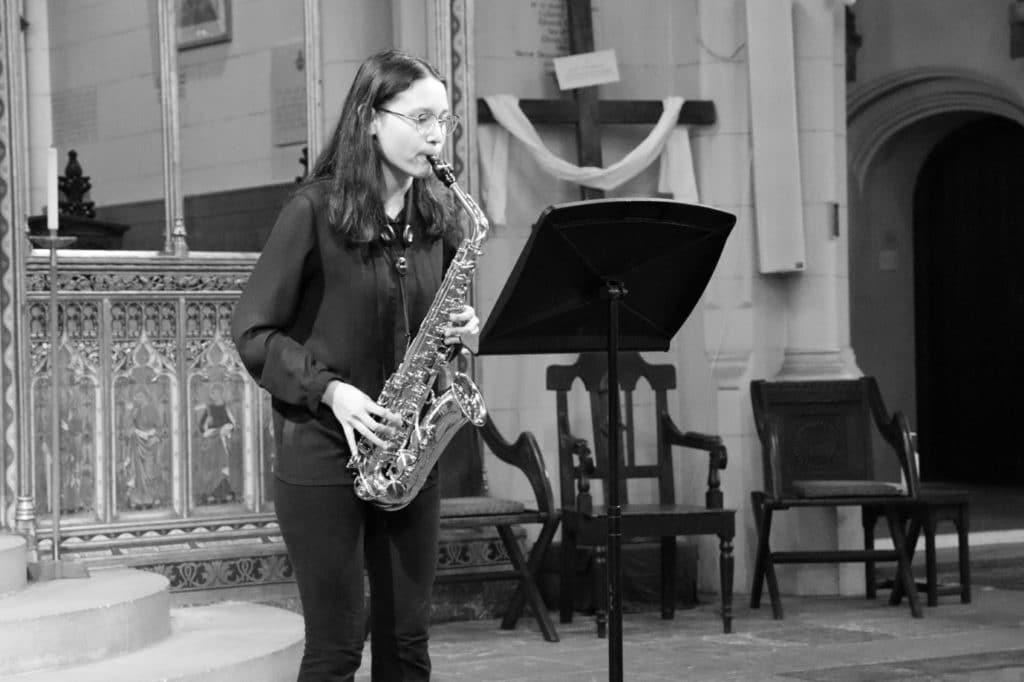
[444,305,480,345]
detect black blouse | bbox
[231,180,447,485]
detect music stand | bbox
[478,198,735,682]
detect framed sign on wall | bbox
[177,0,232,50]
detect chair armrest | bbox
[660,410,729,509]
[560,429,595,516]
[760,417,784,502]
[478,416,557,516]
[879,411,920,498]
[561,430,595,474]
[865,379,920,498]
[661,411,727,467]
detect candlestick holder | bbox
[57,150,96,218]
[26,229,89,581]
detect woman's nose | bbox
[423,126,444,145]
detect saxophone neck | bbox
[428,156,489,244]
[449,184,488,239]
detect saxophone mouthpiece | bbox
[427,155,456,187]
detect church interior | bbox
[1,0,1023,679]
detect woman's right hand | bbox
[322,380,402,456]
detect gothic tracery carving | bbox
[27,270,247,293]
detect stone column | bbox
[776,0,858,381]
[694,0,758,593]
[4,0,35,546]
[777,0,865,597]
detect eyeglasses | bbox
[377,108,460,136]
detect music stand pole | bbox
[605,281,625,682]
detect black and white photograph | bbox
[2,0,1023,680]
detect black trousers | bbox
[275,477,440,681]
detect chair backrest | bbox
[547,352,677,508]
[750,377,919,502]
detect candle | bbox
[47,147,58,233]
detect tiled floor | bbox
[352,489,1024,681]
[354,585,1024,681]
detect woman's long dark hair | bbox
[306,49,461,246]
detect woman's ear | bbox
[360,103,379,137]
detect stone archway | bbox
[846,68,1024,485]
[848,67,1024,192]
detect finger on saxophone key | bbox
[359,425,388,449]
[368,402,402,427]
[371,420,396,440]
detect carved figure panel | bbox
[19,258,277,546]
[188,335,247,508]
[31,339,101,517]
[113,334,180,513]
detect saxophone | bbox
[347,155,489,510]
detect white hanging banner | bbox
[478,94,699,225]
[746,0,806,273]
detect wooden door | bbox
[914,116,1024,484]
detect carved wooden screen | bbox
[0,1,477,553]
[24,256,278,554]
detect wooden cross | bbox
[477,0,717,200]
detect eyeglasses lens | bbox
[419,114,459,135]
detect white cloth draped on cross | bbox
[477,94,699,226]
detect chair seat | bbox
[792,480,905,497]
[589,503,716,515]
[769,495,917,508]
[568,503,734,521]
[865,489,972,607]
[564,504,735,540]
[902,488,973,506]
[440,496,525,517]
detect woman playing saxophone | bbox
[231,48,480,681]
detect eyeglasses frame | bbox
[376,107,460,136]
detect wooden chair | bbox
[864,486,972,607]
[549,352,736,637]
[437,416,562,642]
[749,377,924,619]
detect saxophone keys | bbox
[385,479,408,500]
[395,448,416,472]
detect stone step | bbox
[6,601,304,681]
[0,568,170,676]
[0,533,27,595]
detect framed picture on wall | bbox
[177,0,232,51]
